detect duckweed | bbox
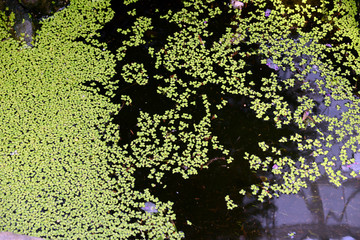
[2,0,360,238]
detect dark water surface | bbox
[95,0,360,239]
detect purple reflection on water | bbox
[266,58,279,71]
[252,177,360,239]
[342,153,360,172]
[265,9,271,17]
[231,0,244,10]
[141,201,158,213]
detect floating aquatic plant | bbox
[0,0,183,239]
[2,0,360,238]
[133,0,360,204]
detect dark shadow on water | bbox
[94,0,360,239]
[131,100,297,239]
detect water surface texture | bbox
[98,0,360,239]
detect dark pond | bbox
[95,0,360,239]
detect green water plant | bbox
[0,0,183,239]
[2,0,360,238]
[116,0,360,205]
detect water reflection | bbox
[147,158,360,239]
[99,1,360,239]
[244,51,360,239]
[253,176,360,240]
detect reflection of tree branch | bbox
[272,223,360,239]
[263,177,360,239]
[300,181,325,224]
[296,179,360,239]
[204,157,226,167]
[325,184,360,224]
[298,180,329,239]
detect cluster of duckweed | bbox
[0,9,15,41]
[222,0,360,202]
[118,0,360,206]
[231,0,360,202]
[116,0,234,184]
[0,0,184,239]
[2,0,360,238]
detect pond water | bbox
[96,0,360,239]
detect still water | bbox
[97,0,360,239]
